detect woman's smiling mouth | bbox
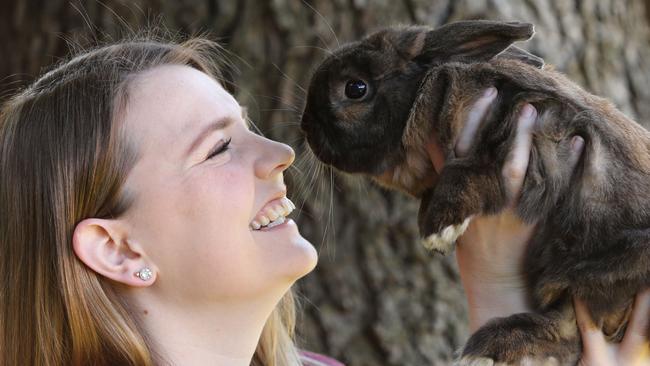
[250,196,295,230]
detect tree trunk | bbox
[2,1,650,365]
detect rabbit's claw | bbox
[421,217,472,254]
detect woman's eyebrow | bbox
[185,116,235,157]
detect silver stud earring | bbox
[134,267,153,281]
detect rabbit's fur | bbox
[300,20,650,365]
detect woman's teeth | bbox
[250,197,295,230]
[266,216,285,228]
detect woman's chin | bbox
[283,234,319,280]
[251,218,319,279]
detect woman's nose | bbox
[254,137,295,179]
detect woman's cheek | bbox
[215,163,254,217]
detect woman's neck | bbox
[126,291,282,366]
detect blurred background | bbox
[2,1,650,365]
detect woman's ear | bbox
[72,218,156,287]
[415,20,536,64]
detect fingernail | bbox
[483,87,497,97]
[637,288,650,305]
[641,287,650,298]
[571,136,584,153]
[521,104,536,119]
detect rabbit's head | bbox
[301,20,539,176]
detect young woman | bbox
[0,32,647,365]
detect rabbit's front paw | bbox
[421,217,472,254]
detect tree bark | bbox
[2,1,650,365]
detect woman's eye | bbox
[206,138,232,160]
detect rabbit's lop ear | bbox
[416,20,536,64]
[375,26,430,60]
[497,45,545,68]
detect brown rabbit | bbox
[300,20,650,365]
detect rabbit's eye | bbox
[345,80,367,99]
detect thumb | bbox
[574,297,610,364]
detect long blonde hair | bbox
[0,30,307,366]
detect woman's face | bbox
[120,64,317,304]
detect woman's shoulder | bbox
[300,350,345,366]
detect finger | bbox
[455,87,498,157]
[619,289,650,362]
[502,104,537,204]
[574,297,610,360]
[566,135,585,172]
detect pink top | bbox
[300,350,345,366]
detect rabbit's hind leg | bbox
[456,304,580,366]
